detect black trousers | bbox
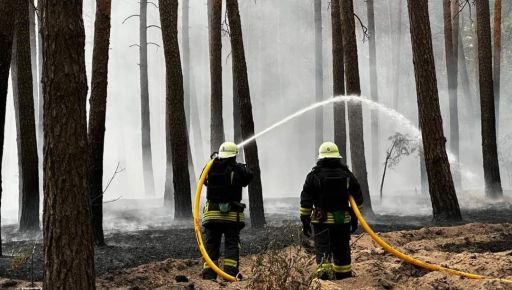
[202,221,241,276]
[312,223,352,274]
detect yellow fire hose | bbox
[194,158,512,283]
[349,195,512,284]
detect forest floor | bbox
[1,199,512,289]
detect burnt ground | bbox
[1,202,512,283]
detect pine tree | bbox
[41,0,96,287]
[407,0,462,221]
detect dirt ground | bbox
[2,223,512,290]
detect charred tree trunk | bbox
[331,0,346,159]
[87,0,112,247]
[227,0,266,228]
[0,0,16,257]
[140,0,155,196]
[443,0,460,187]
[475,0,502,198]
[493,0,501,134]
[340,0,373,214]
[209,0,224,153]
[314,0,323,151]
[366,0,380,188]
[12,0,40,233]
[41,0,96,287]
[407,0,461,221]
[159,0,192,219]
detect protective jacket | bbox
[300,158,363,224]
[202,157,253,226]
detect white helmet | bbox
[218,141,239,159]
[318,141,342,159]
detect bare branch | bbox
[103,163,125,194]
[222,9,231,37]
[225,50,232,64]
[147,25,161,30]
[104,196,123,204]
[147,42,161,47]
[354,13,369,43]
[147,1,159,9]
[122,14,140,24]
[129,44,141,48]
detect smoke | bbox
[2,0,512,227]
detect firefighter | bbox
[300,141,363,280]
[201,141,253,280]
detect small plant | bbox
[248,238,320,290]
[9,248,32,271]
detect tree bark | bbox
[41,0,96,287]
[366,0,380,188]
[0,0,16,257]
[340,0,373,215]
[331,0,346,159]
[12,0,40,233]
[209,0,224,154]
[406,0,462,221]
[493,0,501,134]
[475,0,503,198]
[29,3,38,123]
[87,0,112,247]
[314,0,324,151]
[159,0,192,220]
[443,0,461,187]
[140,0,155,196]
[227,0,266,228]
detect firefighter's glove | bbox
[301,215,312,238]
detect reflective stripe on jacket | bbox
[202,201,245,224]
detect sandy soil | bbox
[2,222,511,290]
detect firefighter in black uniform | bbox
[202,141,253,280]
[300,141,364,280]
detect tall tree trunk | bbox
[340,0,373,215]
[87,0,111,247]
[314,0,324,151]
[227,0,266,228]
[181,0,196,182]
[0,0,16,257]
[12,0,40,233]
[366,0,380,188]
[140,0,155,196]
[209,0,224,154]
[41,0,96,287]
[392,0,403,110]
[29,3,38,121]
[407,0,462,221]
[37,10,43,169]
[159,0,192,220]
[182,0,190,129]
[475,0,503,198]
[443,0,461,188]
[331,0,346,159]
[458,13,476,118]
[493,0,501,134]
